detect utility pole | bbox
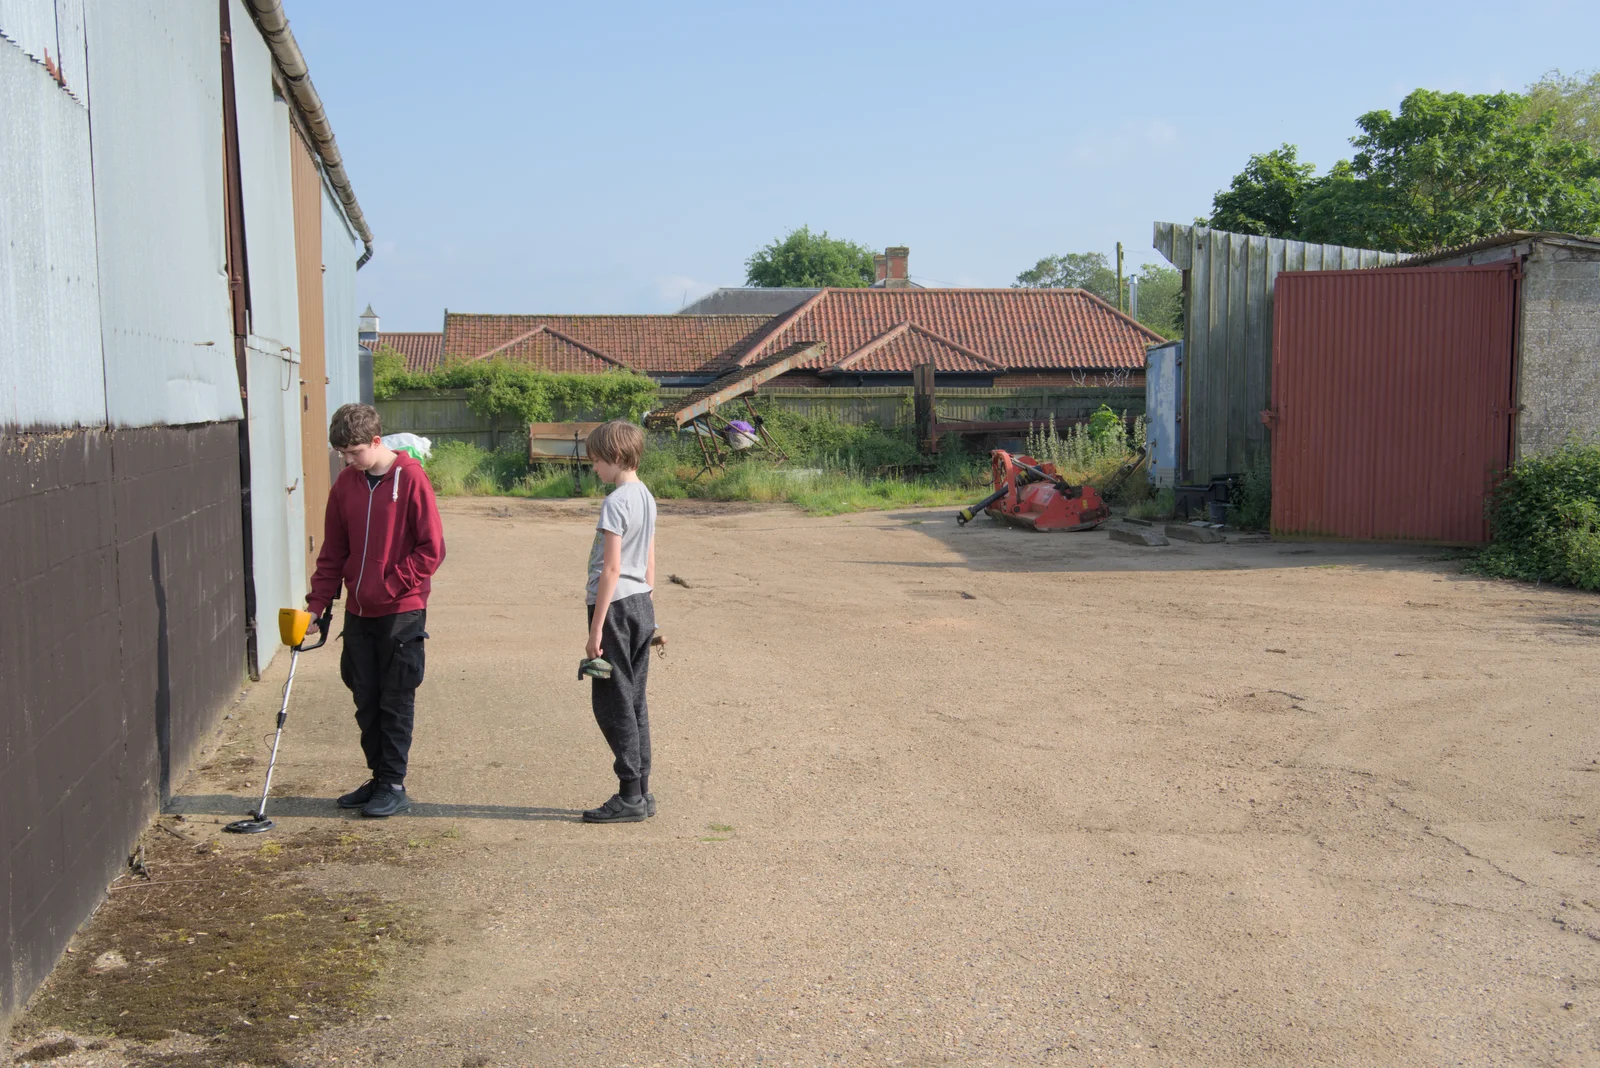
[1116,242,1125,313]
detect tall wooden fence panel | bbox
[1154,222,1408,483]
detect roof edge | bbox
[243,0,374,267]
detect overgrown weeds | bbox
[422,411,991,515]
[1230,455,1272,530]
[1470,443,1600,590]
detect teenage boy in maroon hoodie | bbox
[306,404,446,817]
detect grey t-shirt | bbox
[586,480,656,605]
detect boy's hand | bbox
[586,633,603,660]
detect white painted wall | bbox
[0,31,105,431]
[85,0,240,428]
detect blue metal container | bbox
[1145,341,1182,487]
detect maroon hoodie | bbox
[308,452,445,618]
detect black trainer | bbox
[582,794,647,823]
[338,779,379,809]
[362,784,412,818]
[646,793,657,817]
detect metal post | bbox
[1116,242,1125,313]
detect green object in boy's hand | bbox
[578,656,613,680]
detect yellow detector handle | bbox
[278,608,312,648]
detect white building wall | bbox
[322,183,362,414]
[229,0,299,356]
[0,28,105,431]
[84,0,241,428]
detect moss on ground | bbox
[11,821,457,1066]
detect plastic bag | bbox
[381,432,432,460]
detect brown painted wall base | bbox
[0,423,246,1025]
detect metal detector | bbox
[224,605,332,834]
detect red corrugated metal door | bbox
[1269,264,1517,543]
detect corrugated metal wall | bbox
[85,0,241,428]
[245,339,307,656]
[1270,265,1517,542]
[322,184,361,414]
[1153,222,1408,483]
[1144,342,1181,487]
[229,0,304,663]
[0,28,105,431]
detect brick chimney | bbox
[874,254,887,285]
[884,246,910,289]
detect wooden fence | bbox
[377,385,1145,451]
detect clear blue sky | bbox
[290,0,1600,330]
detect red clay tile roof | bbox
[431,290,1159,377]
[740,288,1163,372]
[441,314,773,375]
[830,322,1004,374]
[366,331,442,370]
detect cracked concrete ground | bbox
[17,497,1600,1066]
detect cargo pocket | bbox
[387,633,427,690]
[339,641,355,691]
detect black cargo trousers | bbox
[587,592,654,797]
[339,609,427,786]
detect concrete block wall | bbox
[0,425,245,1024]
[1519,247,1600,457]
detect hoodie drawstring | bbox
[393,464,400,502]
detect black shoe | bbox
[362,784,412,818]
[582,794,647,823]
[338,779,379,809]
[645,792,657,817]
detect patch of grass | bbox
[1469,443,1600,591]
[15,826,438,1066]
[424,437,987,516]
[1126,487,1176,521]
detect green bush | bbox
[1471,443,1600,590]
[1230,455,1272,530]
[373,348,657,423]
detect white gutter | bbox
[243,0,376,267]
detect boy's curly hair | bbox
[586,420,645,470]
[329,403,383,448]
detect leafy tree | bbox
[1524,69,1600,152]
[1013,251,1118,299]
[1015,253,1182,336]
[744,226,876,287]
[1132,262,1183,339]
[1210,89,1600,252]
[1208,144,1316,237]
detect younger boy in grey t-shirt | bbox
[581,420,658,823]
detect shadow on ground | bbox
[165,794,584,822]
[874,509,1458,575]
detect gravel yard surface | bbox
[12,497,1599,1067]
